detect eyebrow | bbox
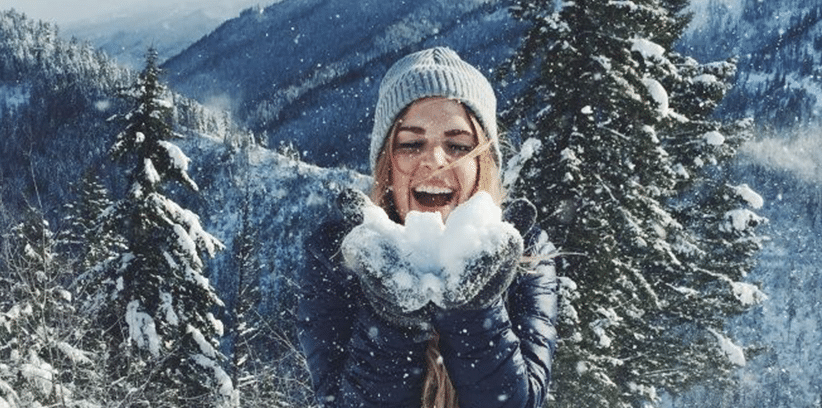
[444,129,474,137]
[396,125,425,135]
[396,126,473,138]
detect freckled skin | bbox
[391,98,478,222]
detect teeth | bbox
[414,185,453,194]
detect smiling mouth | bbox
[413,186,454,208]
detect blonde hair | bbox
[369,103,503,408]
[422,334,458,408]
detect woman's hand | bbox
[338,189,433,329]
[439,225,523,311]
[347,233,435,326]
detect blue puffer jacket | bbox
[297,204,558,408]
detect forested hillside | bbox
[0,10,232,215]
[1,9,367,407]
[162,0,526,170]
[0,11,127,214]
[682,1,822,127]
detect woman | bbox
[297,47,558,408]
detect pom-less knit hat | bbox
[369,47,500,172]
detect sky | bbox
[3,0,724,29]
[1,0,264,26]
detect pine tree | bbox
[227,187,265,401]
[61,169,124,271]
[88,48,236,407]
[503,1,766,406]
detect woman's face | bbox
[390,97,479,222]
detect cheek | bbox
[391,172,412,217]
[456,161,479,200]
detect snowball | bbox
[342,192,519,310]
[440,194,519,295]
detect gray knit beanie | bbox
[369,47,500,172]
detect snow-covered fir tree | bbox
[61,170,124,271]
[0,208,102,407]
[226,186,265,401]
[503,1,766,406]
[87,48,236,407]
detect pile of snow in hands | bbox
[342,192,519,311]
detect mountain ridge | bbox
[161,0,525,170]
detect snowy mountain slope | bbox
[59,0,266,69]
[680,1,822,128]
[674,6,822,404]
[63,8,226,70]
[162,0,525,171]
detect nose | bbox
[421,144,449,168]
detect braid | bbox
[422,333,458,408]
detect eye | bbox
[395,140,424,153]
[447,142,474,156]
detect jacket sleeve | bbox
[433,229,558,408]
[297,220,430,407]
